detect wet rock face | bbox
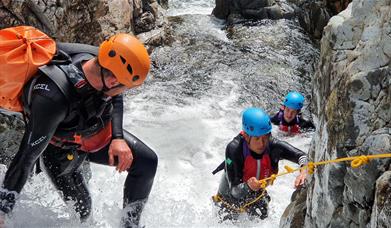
[370,170,391,228]
[289,0,352,39]
[212,0,351,37]
[212,0,293,21]
[0,112,24,167]
[157,0,168,9]
[0,0,164,45]
[326,0,352,14]
[280,187,307,228]
[282,0,390,227]
[294,1,331,39]
[212,0,231,19]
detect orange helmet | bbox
[98,34,150,88]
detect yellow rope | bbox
[256,153,391,187]
[241,190,266,210]
[212,153,391,214]
[351,155,370,168]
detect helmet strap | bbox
[243,133,252,145]
[100,67,111,92]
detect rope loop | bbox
[307,162,316,174]
[351,155,370,168]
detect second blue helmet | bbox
[284,91,304,110]
[242,108,272,137]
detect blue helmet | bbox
[284,91,304,110]
[242,108,272,137]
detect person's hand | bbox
[108,139,133,172]
[294,168,307,188]
[247,177,261,191]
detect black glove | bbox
[0,189,17,214]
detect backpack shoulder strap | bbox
[23,64,74,116]
[278,109,284,124]
[56,42,98,66]
[38,65,74,101]
[242,140,251,158]
[56,42,98,56]
[23,43,98,115]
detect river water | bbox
[3,1,319,227]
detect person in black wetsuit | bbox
[270,91,315,134]
[0,34,157,228]
[214,108,308,221]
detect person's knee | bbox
[151,150,158,170]
[145,149,158,178]
[131,148,158,179]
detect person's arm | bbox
[270,110,282,125]
[108,94,134,172]
[270,137,308,188]
[270,137,308,166]
[111,94,124,139]
[0,77,68,214]
[224,137,250,199]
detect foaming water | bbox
[167,0,214,16]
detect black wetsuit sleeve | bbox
[297,113,315,130]
[225,137,250,199]
[270,112,280,125]
[2,77,68,193]
[270,137,308,166]
[111,94,124,139]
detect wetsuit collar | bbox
[73,57,102,95]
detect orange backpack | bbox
[0,26,57,112]
[0,26,100,115]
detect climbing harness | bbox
[212,189,267,213]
